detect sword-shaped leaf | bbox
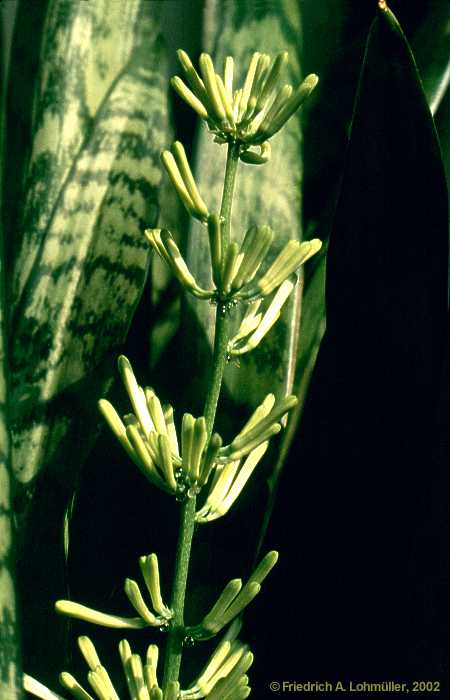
[251,2,448,678]
[1,9,23,696]
[269,0,450,503]
[9,0,169,487]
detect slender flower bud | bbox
[146,229,215,300]
[228,279,295,356]
[161,144,209,222]
[238,52,260,121]
[172,141,209,219]
[171,76,208,119]
[188,552,278,639]
[59,673,92,700]
[176,49,210,106]
[199,53,227,122]
[55,600,147,630]
[255,238,322,297]
[256,51,288,112]
[22,675,67,700]
[224,56,234,99]
[139,554,171,619]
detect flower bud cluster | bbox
[25,632,253,700]
[172,49,318,164]
[98,357,297,518]
[146,214,321,351]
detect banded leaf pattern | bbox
[10,0,169,486]
[1,6,22,692]
[0,283,21,700]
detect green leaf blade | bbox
[252,2,448,680]
[10,0,169,486]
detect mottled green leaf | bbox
[9,0,169,486]
[0,287,22,700]
[0,7,23,696]
[186,0,306,410]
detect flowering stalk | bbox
[163,141,241,689]
[24,48,321,700]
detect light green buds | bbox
[59,671,93,700]
[228,225,274,293]
[254,238,322,297]
[139,554,172,620]
[161,141,209,221]
[195,442,269,523]
[146,229,215,300]
[171,49,318,153]
[188,551,278,639]
[120,639,162,700]
[54,600,148,630]
[206,220,321,306]
[25,633,254,700]
[228,279,295,356]
[27,636,179,700]
[56,553,172,632]
[219,394,298,462]
[201,648,253,700]
[258,73,319,140]
[196,394,296,522]
[23,675,67,700]
[99,356,229,500]
[60,636,120,700]
[182,639,253,699]
[147,207,321,326]
[171,75,208,120]
[182,414,208,485]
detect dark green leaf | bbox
[253,2,448,681]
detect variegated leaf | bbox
[0,290,22,700]
[10,0,169,486]
[1,8,23,694]
[186,0,305,409]
[0,285,22,700]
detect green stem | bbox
[162,142,240,690]
[220,142,240,252]
[161,495,196,686]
